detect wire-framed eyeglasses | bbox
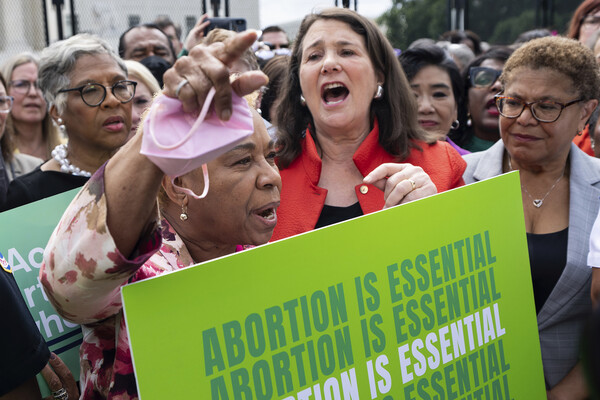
[495,95,582,123]
[57,80,137,107]
[0,96,14,113]
[8,80,41,95]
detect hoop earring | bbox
[300,94,306,106]
[374,85,384,99]
[451,120,460,130]
[180,202,188,221]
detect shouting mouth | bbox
[253,203,279,228]
[321,82,349,105]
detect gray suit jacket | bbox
[463,141,600,388]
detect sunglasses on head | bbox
[469,67,502,88]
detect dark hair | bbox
[260,56,289,123]
[568,0,600,40]
[398,44,463,113]
[154,15,182,39]
[451,46,514,147]
[118,23,176,61]
[513,29,553,45]
[275,8,431,169]
[261,25,287,37]
[440,30,482,55]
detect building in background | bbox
[0,0,260,61]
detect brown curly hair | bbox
[500,36,600,101]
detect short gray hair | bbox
[39,33,127,114]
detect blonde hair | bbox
[124,60,161,95]
[1,52,62,161]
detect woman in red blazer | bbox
[271,8,466,241]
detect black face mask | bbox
[139,55,171,88]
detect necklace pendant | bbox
[533,199,543,208]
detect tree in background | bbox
[378,0,578,50]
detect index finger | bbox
[216,30,259,67]
[363,163,409,191]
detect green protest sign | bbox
[122,172,546,399]
[0,189,81,396]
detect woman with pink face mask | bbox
[40,30,281,399]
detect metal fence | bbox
[0,0,260,63]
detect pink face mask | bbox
[141,88,254,198]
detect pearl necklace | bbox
[508,157,565,208]
[51,144,92,177]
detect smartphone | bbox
[204,17,247,35]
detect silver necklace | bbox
[508,157,565,208]
[51,144,92,177]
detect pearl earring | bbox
[57,117,66,135]
[180,203,188,221]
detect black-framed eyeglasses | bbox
[57,80,137,107]
[495,95,582,123]
[8,79,41,94]
[469,67,502,88]
[0,96,14,113]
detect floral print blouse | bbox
[40,165,246,399]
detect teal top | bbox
[463,134,497,153]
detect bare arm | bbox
[105,30,268,257]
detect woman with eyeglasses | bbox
[0,72,43,186]
[0,34,135,212]
[451,47,513,153]
[568,0,600,45]
[464,37,600,399]
[1,53,63,161]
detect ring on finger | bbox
[52,387,69,400]
[175,79,189,97]
[407,178,417,191]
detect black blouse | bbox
[315,202,363,229]
[527,227,568,314]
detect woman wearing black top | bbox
[0,33,135,211]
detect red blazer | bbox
[272,121,467,241]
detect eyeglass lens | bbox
[0,96,13,113]
[497,97,564,122]
[470,67,501,88]
[81,81,136,106]
[9,80,39,94]
[583,15,600,26]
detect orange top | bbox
[272,120,467,241]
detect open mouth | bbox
[257,207,276,221]
[321,83,349,105]
[485,98,499,116]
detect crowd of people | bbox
[4,0,600,399]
